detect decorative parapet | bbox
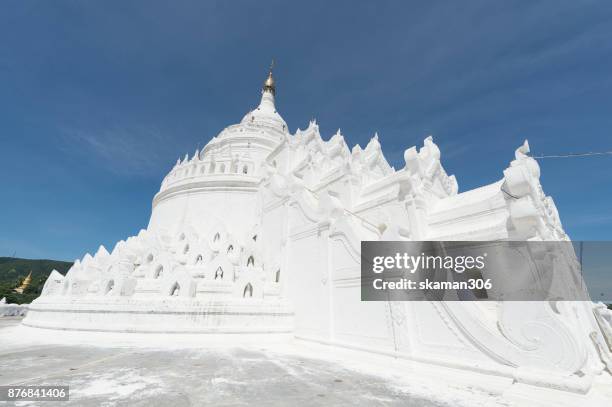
[502,140,566,240]
[403,136,458,199]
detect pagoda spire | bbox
[13,271,32,294]
[262,60,275,95]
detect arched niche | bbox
[243,282,253,298]
[169,282,180,296]
[105,280,115,295]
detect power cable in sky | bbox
[531,151,612,159]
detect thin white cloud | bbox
[59,125,172,177]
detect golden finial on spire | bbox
[263,59,276,95]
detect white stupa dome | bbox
[240,78,287,133]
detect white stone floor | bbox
[0,318,508,406]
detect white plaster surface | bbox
[0,319,513,407]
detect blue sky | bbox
[1,1,611,261]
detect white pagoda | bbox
[25,67,612,405]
